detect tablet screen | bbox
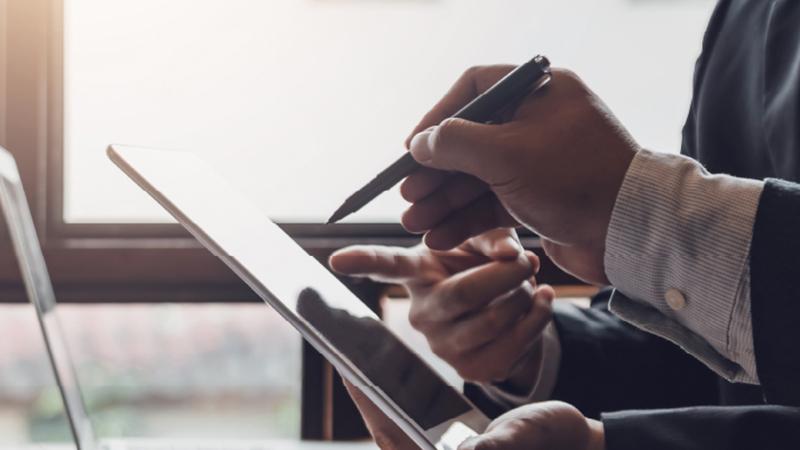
[297,288,470,428]
[111,146,473,430]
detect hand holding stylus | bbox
[401,67,640,285]
[327,57,551,224]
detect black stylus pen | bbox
[327,55,552,224]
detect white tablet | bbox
[107,145,490,450]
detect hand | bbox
[400,66,639,285]
[344,379,603,450]
[459,401,605,450]
[343,379,418,450]
[330,228,555,390]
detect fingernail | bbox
[409,128,434,162]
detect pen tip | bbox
[326,211,345,224]
[328,208,354,224]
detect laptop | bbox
[105,144,492,450]
[0,147,376,450]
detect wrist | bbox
[586,419,605,450]
[501,338,544,394]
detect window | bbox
[1,0,717,444]
[62,0,714,224]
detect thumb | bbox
[343,380,418,450]
[409,118,504,182]
[458,433,507,450]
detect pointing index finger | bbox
[329,245,440,286]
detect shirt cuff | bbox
[478,321,561,406]
[604,150,763,383]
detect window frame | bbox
[2,0,423,304]
[3,1,392,440]
[1,0,580,441]
[2,0,576,301]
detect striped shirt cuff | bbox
[604,150,763,383]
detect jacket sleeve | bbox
[465,289,721,420]
[748,1,800,405]
[603,405,800,450]
[750,179,800,405]
[549,291,719,419]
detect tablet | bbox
[107,145,490,450]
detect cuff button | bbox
[665,288,687,311]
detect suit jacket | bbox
[465,1,800,448]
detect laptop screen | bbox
[0,148,96,450]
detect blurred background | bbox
[63,0,716,223]
[0,0,717,446]
[0,304,300,443]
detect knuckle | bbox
[462,65,484,81]
[433,117,460,149]
[399,178,413,201]
[449,281,472,307]
[481,307,504,336]
[554,67,580,82]
[407,305,427,331]
[451,334,474,354]
[553,68,591,95]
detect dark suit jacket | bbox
[465,1,800,448]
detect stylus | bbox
[326,55,552,224]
